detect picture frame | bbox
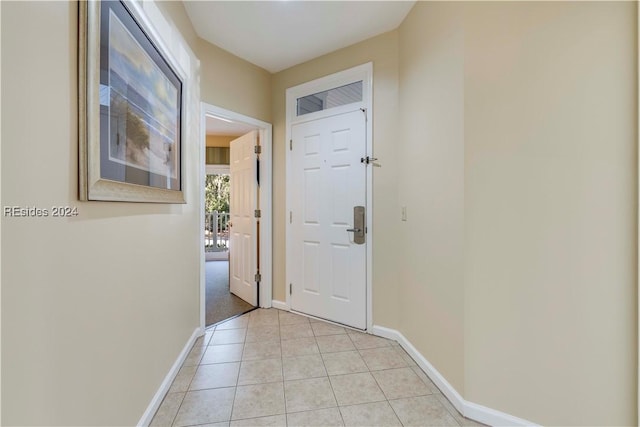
[79,0,185,203]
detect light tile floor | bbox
[151,309,484,427]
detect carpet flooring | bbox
[206,261,254,327]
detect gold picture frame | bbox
[79,0,185,203]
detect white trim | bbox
[0,0,3,420]
[137,327,203,427]
[129,0,189,82]
[200,103,273,333]
[205,164,230,176]
[286,64,372,126]
[205,252,228,261]
[464,401,539,427]
[285,62,373,330]
[364,66,373,332]
[258,123,273,309]
[372,325,465,414]
[199,105,207,329]
[271,299,289,311]
[370,325,539,427]
[288,103,364,126]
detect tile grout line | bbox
[323,334,347,427]
[168,326,220,426]
[228,321,249,424]
[386,396,406,427]
[275,313,290,426]
[158,389,187,427]
[335,332,360,425]
[182,335,217,422]
[168,338,201,427]
[280,344,289,426]
[435,393,465,427]
[367,359,407,427]
[226,312,251,425]
[159,309,456,427]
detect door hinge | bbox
[255,272,262,283]
[254,145,262,154]
[289,283,292,295]
[290,139,293,151]
[289,211,292,224]
[254,209,261,218]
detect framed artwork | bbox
[79,0,185,203]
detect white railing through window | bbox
[205,211,230,252]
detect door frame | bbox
[285,62,373,330]
[200,102,273,330]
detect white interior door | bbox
[229,130,258,306]
[290,110,367,329]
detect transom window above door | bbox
[296,80,363,116]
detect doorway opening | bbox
[204,161,252,325]
[205,170,230,261]
[200,104,273,330]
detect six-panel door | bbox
[290,110,367,329]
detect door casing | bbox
[285,62,373,331]
[200,103,273,330]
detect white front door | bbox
[229,130,258,306]
[290,110,367,329]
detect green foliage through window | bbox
[205,174,230,213]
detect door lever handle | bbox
[351,206,365,245]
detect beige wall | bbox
[461,2,637,424]
[398,1,466,393]
[1,1,637,425]
[206,135,234,148]
[154,0,199,51]
[0,1,269,425]
[271,5,637,423]
[399,1,637,424]
[155,2,272,123]
[271,31,401,328]
[198,39,271,123]
[0,2,4,423]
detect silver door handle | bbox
[351,206,365,245]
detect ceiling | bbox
[206,115,258,136]
[184,1,416,73]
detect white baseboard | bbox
[465,400,538,427]
[137,326,204,427]
[271,299,289,311]
[370,325,538,427]
[371,325,465,415]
